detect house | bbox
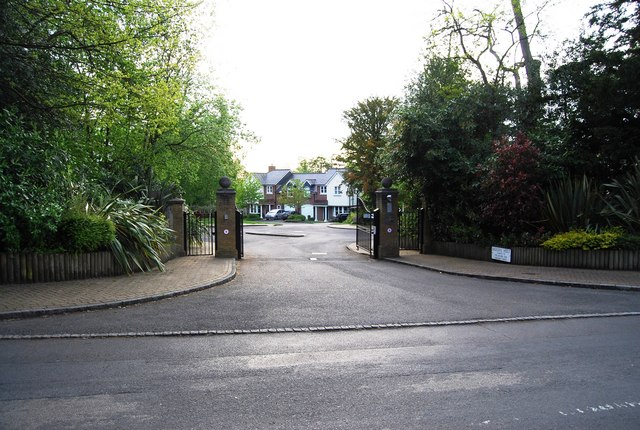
[251,166,354,221]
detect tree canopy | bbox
[337,97,398,201]
[340,0,640,247]
[547,0,640,180]
[295,156,335,173]
[0,0,245,251]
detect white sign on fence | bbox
[491,246,512,263]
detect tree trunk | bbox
[510,0,541,91]
[511,0,543,130]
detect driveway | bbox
[1,223,639,336]
[2,223,640,429]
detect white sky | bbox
[202,0,597,173]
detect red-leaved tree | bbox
[479,132,545,235]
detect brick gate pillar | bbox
[375,178,399,259]
[215,177,238,258]
[166,198,186,258]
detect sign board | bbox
[491,246,512,263]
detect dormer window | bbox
[266,185,274,194]
[319,186,327,195]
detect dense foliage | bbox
[338,97,398,202]
[478,133,545,235]
[279,179,310,213]
[57,214,116,253]
[235,174,263,214]
[541,229,624,251]
[295,156,335,173]
[0,1,245,262]
[547,0,640,180]
[340,0,640,250]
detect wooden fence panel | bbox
[0,252,125,284]
[427,242,639,271]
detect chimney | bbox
[268,165,276,172]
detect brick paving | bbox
[0,256,235,318]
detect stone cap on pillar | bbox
[219,176,232,188]
[166,198,185,206]
[380,177,394,190]
[218,176,235,194]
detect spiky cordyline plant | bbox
[543,175,603,233]
[602,159,640,234]
[96,197,174,274]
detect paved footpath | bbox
[391,250,640,291]
[1,244,638,319]
[0,257,235,319]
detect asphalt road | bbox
[1,223,639,429]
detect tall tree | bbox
[510,0,544,130]
[510,0,542,91]
[0,0,246,250]
[235,173,263,213]
[479,132,545,235]
[279,179,309,214]
[547,0,640,180]
[389,55,513,244]
[337,97,398,201]
[430,0,547,131]
[295,156,334,173]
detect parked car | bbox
[264,209,289,220]
[331,213,350,222]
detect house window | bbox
[334,185,343,195]
[266,185,273,194]
[319,186,327,194]
[249,204,260,214]
[334,207,348,216]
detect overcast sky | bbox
[203,0,597,173]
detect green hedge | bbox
[286,214,307,222]
[57,214,116,252]
[541,229,623,251]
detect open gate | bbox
[236,210,243,259]
[184,211,214,256]
[355,197,379,258]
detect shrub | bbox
[602,159,640,234]
[245,213,261,221]
[449,223,485,244]
[0,111,68,251]
[96,198,174,274]
[615,235,640,250]
[543,174,604,233]
[345,212,356,224]
[479,133,545,234]
[541,228,624,251]
[57,214,115,252]
[286,214,306,222]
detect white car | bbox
[264,209,288,220]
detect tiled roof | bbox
[253,169,292,185]
[252,168,347,186]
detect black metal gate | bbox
[236,210,243,259]
[184,211,214,256]
[355,197,379,258]
[399,208,424,251]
